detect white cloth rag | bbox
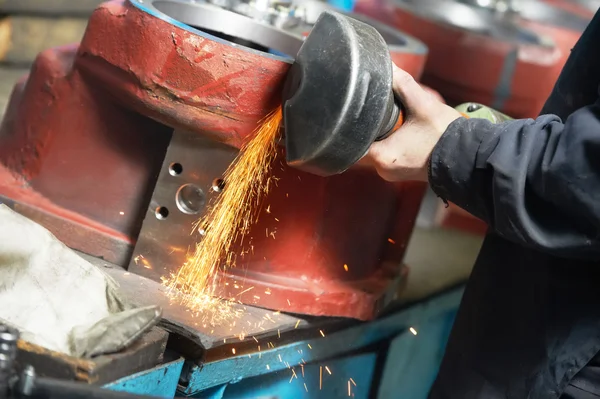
[0,204,161,358]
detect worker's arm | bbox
[367,66,600,260]
[430,103,600,260]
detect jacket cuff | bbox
[428,117,497,209]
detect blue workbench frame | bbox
[104,286,462,398]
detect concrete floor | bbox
[0,66,484,303]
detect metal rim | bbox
[128,0,301,61]
[394,0,551,46]
[517,0,590,32]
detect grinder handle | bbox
[378,100,512,142]
[454,102,513,123]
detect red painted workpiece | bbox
[0,0,428,320]
[214,158,427,320]
[355,0,563,119]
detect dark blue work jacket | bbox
[428,8,600,399]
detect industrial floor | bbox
[0,66,484,304]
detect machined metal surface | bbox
[127,130,236,283]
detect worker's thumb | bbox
[391,64,431,116]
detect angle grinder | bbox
[282,10,511,177]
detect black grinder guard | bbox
[282,11,401,177]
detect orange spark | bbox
[304,383,308,392]
[320,366,323,390]
[350,378,357,386]
[343,264,349,272]
[237,286,254,296]
[320,330,326,337]
[325,366,332,375]
[232,348,236,355]
[348,381,351,396]
[388,238,396,244]
[295,320,301,329]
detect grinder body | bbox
[282,11,402,177]
[282,11,511,177]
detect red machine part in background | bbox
[355,0,570,119]
[0,0,433,320]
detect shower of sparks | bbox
[410,327,418,335]
[162,108,282,322]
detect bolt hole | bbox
[212,178,226,192]
[176,184,206,215]
[169,163,183,176]
[155,206,169,220]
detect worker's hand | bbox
[365,65,462,182]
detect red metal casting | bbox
[0,0,430,320]
[355,0,564,119]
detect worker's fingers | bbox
[391,64,432,116]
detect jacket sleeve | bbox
[429,98,600,260]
